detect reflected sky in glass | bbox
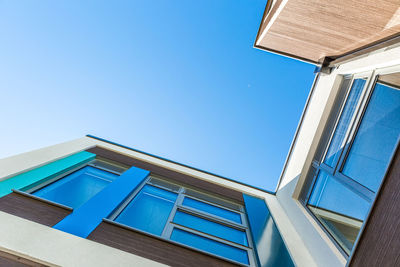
[116,185,177,235]
[342,81,400,191]
[173,211,248,246]
[171,228,249,264]
[308,171,370,221]
[182,197,242,223]
[324,79,366,167]
[33,166,117,209]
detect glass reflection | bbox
[115,185,177,235]
[173,211,248,246]
[33,166,117,209]
[342,79,400,191]
[324,79,366,167]
[308,171,369,253]
[171,228,249,265]
[182,197,242,223]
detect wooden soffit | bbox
[255,0,400,64]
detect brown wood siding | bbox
[0,251,47,267]
[256,0,400,63]
[349,145,400,267]
[88,221,239,267]
[0,193,71,227]
[0,257,29,267]
[86,146,244,203]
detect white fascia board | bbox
[0,211,164,267]
[91,140,272,198]
[0,136,270,199]
[0,137,98,181]
[255,0,289,47]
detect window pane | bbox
[115,185,177,235]
[171,228,249,265]
[90,158,129,174]
[33,166,117,209]
[148,177,181,192]
[182,197,241,223]
[185,189,241,211]
[324,79,366,167]
[342,79,400,192]
[308,171,369,253]
[173,211,248,246]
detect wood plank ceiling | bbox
[255,0,400,64]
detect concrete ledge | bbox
[0,211,164,267]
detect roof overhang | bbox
[255,0,400,65]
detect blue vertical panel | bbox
[0,151,96,197]
[54,166,149,238]
[243,194,294,267]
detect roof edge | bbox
[86,135,275,195]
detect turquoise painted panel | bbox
[243,194,294,267]
[53,166,150,238]
[0,151,96,198]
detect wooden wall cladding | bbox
[0,193,71,227]
[86,146,244,203]
[88,222,239,267]
[0,250,47,267]
[349,145,400,266]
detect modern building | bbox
[0,1,399,267]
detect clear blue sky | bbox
[0,0,315,191]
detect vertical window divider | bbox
[333,73,371,174]
[321,76,356,163]
[336,71,377,174]
[161,187,184,238]
[107,175,151,221]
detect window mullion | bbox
[321,77,356,163]
[332,74,373,174]
[107,176,150,221]
[335,72,377,174]
[331,173,375,202]
[176,205,246,230]
[161,187,184,238]
[171,223,251,250]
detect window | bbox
[306,69,400,254]
[109,176,256,266]
[22,158,128,209]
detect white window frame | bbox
[303,64,400,256]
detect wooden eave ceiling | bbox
[255,0,400,64]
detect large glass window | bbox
[109,176,255,266]
[307,70,400,255]
[23,158,127,209]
